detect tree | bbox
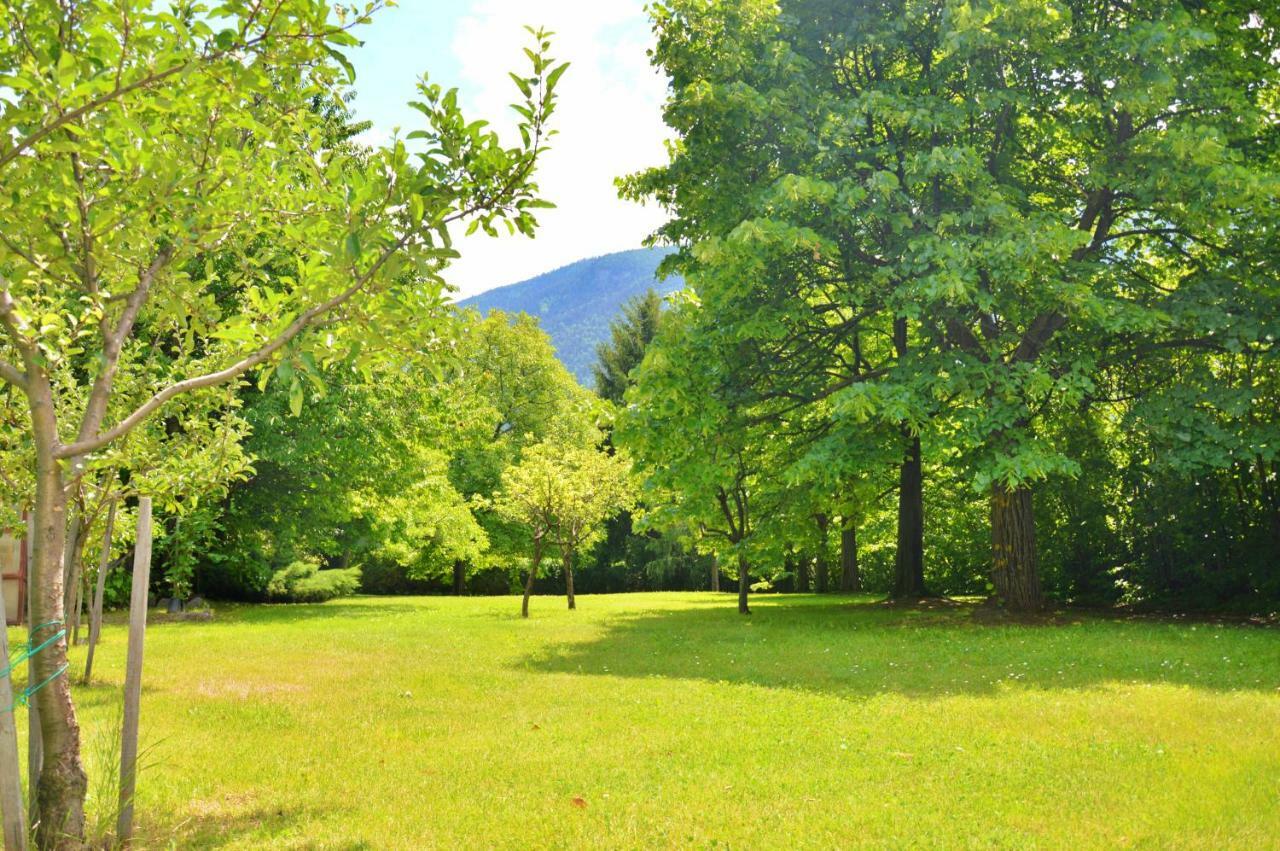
[593,289,665,404]
[630,0,1280,612]
[619,297,788,614]
[211,356,489,597]
[447,309,602,590]
[623,0,935,602]
[492,441,633,616]
[0,0,565,838]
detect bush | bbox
[267,559,361,603]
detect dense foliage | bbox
[180,308,606,601]
[618,0,1279,613]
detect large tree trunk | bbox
[840,520,861,592]
[892,431,927,598]
[737,553,750,615]
[564,552,576,610]
[814,515,830,593]
[452,560,465,596]
[990,483,1044,612]
[793,552,809,593]
[521,539,543,618]
[30,391,88,847]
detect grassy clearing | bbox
[14,593,1280,848]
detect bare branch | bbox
[0,359,27,390]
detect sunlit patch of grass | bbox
[12,593,1280,848]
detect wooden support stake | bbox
[82,502,115,686]
[117,498,151,844]
[0,577,28,850]
[22,515,38,819]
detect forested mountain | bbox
[459,247,682,382]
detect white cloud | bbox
[444,0,670,298]
[351,125,393,150]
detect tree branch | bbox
[0,280,34,390]
[0,11,370,172]
[73,244,176,455]
[0,359,27,390]
[54,234,410,460]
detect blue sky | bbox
[348,1,670,298]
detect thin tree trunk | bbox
[891,317,926,601]
[82,502,115,684]
[59,514,82,624]
[840,520,861,592]
[990,483,1044,612]
[67,508,92,645]
[521,537,543,618]
[452,560,465,596]
[892,431,927,599]
[737,553,750,615]
[710,556,720,592]
[815,514,830,593]
[564,551,576,610]
[69,570,84,646]
[30,391,88,847]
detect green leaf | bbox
[325,45,358,84]
[546,62,570,92]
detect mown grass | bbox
[12,593,1280,848]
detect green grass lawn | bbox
[17,593,1280,849]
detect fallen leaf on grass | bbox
[571,796,587,809]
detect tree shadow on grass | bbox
[217,600,423,627]
[521,594,1280,700]
[149,801,312,850]
[158,799,377,850]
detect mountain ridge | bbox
[458,247,682,384]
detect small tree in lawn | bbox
[446,310,602,590]
[0,1,566,839]
[549,446,634,610]
[493,442,632,616]
[491,446,557,618]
